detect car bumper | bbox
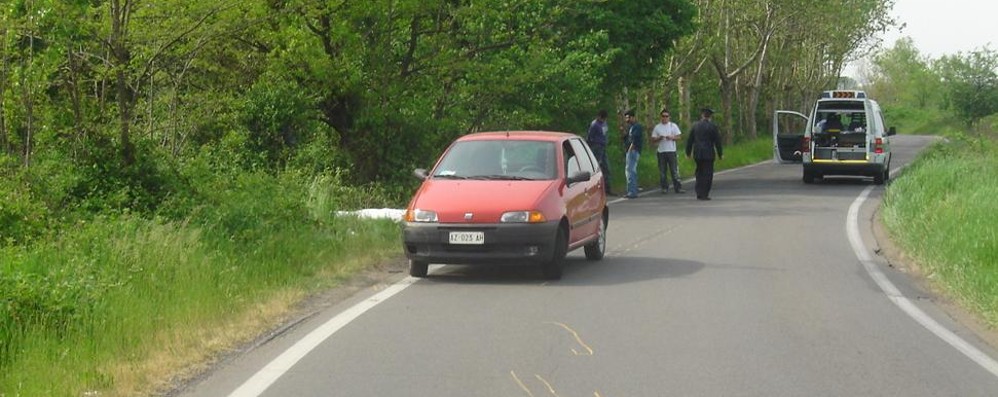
[402,221,560,265]
[805,161,885,176]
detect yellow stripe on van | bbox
[812,160,869,164]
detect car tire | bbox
[542,226,568,280]
[584,214,607,261]
[803,169,816,184]
[873,168,885,185]
[409,259,428,277]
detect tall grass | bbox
[0,171,403,396]
[882,135,998,325]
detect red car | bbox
[402,131,609,279]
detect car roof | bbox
[456,131,577,142]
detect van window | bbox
[871,104,886,136]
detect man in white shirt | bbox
[650,109,685,193]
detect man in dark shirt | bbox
[623,109,643,199]
[586,109,612,194]
[685,107,723,200]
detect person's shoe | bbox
[624,194,638,199]
[675,189,685,194]
[696,196,711,201]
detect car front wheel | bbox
[542,226,568,280]
[584,214,607,261]
[409,259,428,277]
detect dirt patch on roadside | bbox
[871,208,998,350]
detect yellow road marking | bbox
[534,374,562,397]
[510,370,535,397]
[548,322,594,356]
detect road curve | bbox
[179,135,998,397]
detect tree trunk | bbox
[746,37,771,140]
[0,29,8,155]
[111,0,136,166]
[678,75,691,129]
[23,33,34,167]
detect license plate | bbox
[449,231,485,245]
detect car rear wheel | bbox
[542,226,568,280]
[873,168,886,185]
[409,259,428,277]
[584,214,607,261]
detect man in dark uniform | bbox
[685,107,723,200]
[586,109,612,195]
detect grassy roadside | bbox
[0,171,403,396]
[881,133,998,327]
[0,136,776,396]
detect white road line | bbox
[847,182,998,378]
[227,277,419,397]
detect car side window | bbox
[569,139,596,174]
[563,141,582,177]
[583,143,600,174]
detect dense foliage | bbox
[863,38,998,134]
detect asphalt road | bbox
[179,135,998,396]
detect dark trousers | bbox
[656,151,681,191]
[694,159,715,198]
[591,144,611,193]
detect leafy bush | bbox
[0,179,49,246]
[882,136,998,325]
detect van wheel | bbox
[873,169,885,185]
[542,227,567,280]
[409,260,428,277]
[584,214,607,261]
[803,170,816,184]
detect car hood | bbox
[412,179,560,223]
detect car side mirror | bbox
[888,127,897,136]
[413,168,428,181]
[567,171,592,185]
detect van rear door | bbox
[773,110,808,164]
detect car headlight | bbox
[406,209,438,222]
[501,211,546,223]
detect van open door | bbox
[773,110,809,164]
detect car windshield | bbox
[432,140,557,180]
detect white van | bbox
[773,90,896,184]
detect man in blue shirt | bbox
[586,109,612,195]
[623,109,643,199]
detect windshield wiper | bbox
[432,174,470,179]
[475,175,536,181]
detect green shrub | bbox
[883,136,998,325]
[0,181,49,246]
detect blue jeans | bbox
[625,150,640,197]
